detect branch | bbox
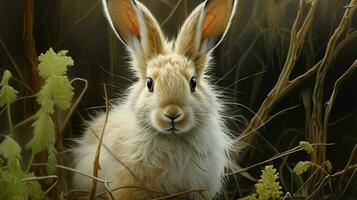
[309,0,356,164]
[237,0,320,151]
[60,78,88,134]
[324,60,357,137]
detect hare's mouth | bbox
[151,121,193,135]
[167,127,179,134]
[150,106,194,135]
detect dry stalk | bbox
[237,0,320,150]
[161,0,183,26]
[337,144,357,193]
[309,0,357,165]
[306,164,357,199]
[227,143,333,176]
[95,186,167,198]
[32,162,115,198]
[60,78,89,134]
[150,189,207,200]
[324,60,357,137]
[90,84,110,200]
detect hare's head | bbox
[103,0,236,135]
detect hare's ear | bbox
[175,0,237,74]
[103,0,165,74]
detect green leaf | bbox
[38,48,74,78]
[0,171,28,200]
[26,112,55,155]
[0,85,18,107]
[47,146,57,174]
[25,177,45,200]
[253,165,283,200]
[47,75,74,109]
[293,161,312,175]
[299,141,315,154]
[0,70,12,86]
[0,136,24,179]
[36,84,55,114]
[0,70,18,107]
[0,171,44,200]
[0,136,21,160]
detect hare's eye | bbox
[190,77,197,92]
[147,77,154,92]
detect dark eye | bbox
[190,77,197,92]
[147,77,154,92]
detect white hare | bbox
[72,0,237,199]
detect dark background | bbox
[0,0,356,198]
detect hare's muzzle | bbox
[162,105,184,122]
[151,104,193,135]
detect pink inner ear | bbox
[201,0,232,40]
[118,1,141,38]
[126,11,140,39]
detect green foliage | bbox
[0,137,45,199]
[299,141,315,155]
[293,161,312,175]
[0,70,18,107]
[38,48,74,78]
[26,48,74,173]
[47,146,57,175]
[27,112,55,155]
[0,48,75,198]
[0,136,21,160]
[248,165,282,200]
[323,160,332,172]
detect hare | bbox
[72,0,238,199]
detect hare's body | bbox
[73,87,232,199]
[73,0,238,199]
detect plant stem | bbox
[26,153,35,173]
[6,102,14,137]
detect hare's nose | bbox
[162,105,184,122]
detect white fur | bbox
[72,84,234,199]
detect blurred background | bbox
[0,0,356,199]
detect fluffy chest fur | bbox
[72,104,233,199]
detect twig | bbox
[324,60,357,138]
[161,0,183,26]
[45,181,58,195]
[13,114,37,129]
[56,1,101,46]
[306,164,357,199]
[90,84,110,199]
[0,39,24,81]
[31,163,108,183]
[341,168,357,197]
[21,175,58,181]
[238,105,300,141]
[337,144,357,192]
[59,78,88,134]
[228,146,302,176]
[95,186,167,198]
[150,189,206,200]
[227,143,334,176]
[32,162,116,199]
[310,0,357,164]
